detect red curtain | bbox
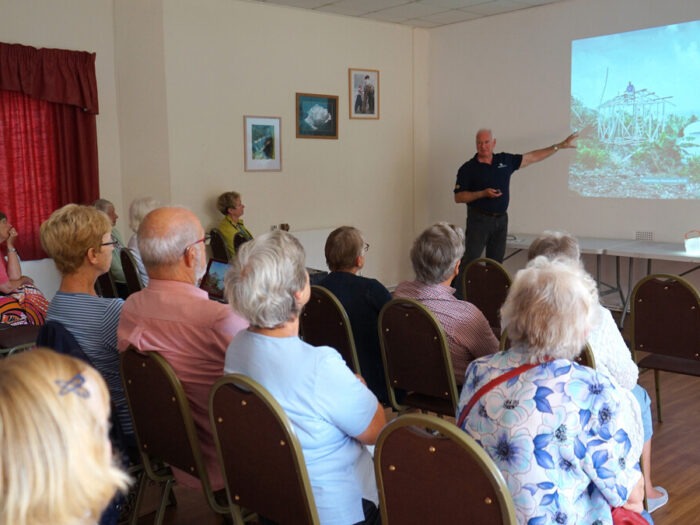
[0,42,99,260]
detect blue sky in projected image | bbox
[572,20,700,116]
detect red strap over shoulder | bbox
[456,363,539,429]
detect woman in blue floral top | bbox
[456,257,647,525]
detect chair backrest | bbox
[120,249,144,296]
[0,324,40,357]
[95,271,118,298]
[210,374,320,525]
[378,298,459,416]
[120,347,226,514]
[375,413,517,525]
[210,229,230,262]
[462,258,512,338]
[500,331,596,369]
[233,232,250,253]
[576,342,596,369]
[631,274,700,359]
[300,285,361,374]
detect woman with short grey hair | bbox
[224,229,307,328]
[457,256,646,524]
[224,230,386,525]
[409,222,465,285]
[394,222,498,385]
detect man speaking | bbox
[453,128,578,280]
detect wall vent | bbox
[635,231,654,241]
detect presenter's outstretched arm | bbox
[520,131,578,169]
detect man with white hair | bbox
[117,206,247,490]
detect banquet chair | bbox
[95,270,118,298]
[631,274,700,422]
[461,258,512,338]
[210,229,230,262]
[378,298,459,417]
[0,323,39,357]
[233,232,250,253]
[374,413,517,525]
[500,332,596,369]
[210,373,320,525]
[120,347,236,525]
[120,249,144,296]
[300,285,361,374]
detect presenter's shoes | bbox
[647,486,669,513]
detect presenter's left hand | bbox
[560,132,578,149]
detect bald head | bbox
[138,207,204,270]
[475,128,495,161]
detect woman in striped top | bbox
[40,204,134,448]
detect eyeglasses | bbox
[184,234,211,253]
[362,242,370,255]
[100,241,118,247]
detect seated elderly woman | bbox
[216,191,253,260]
[224,230,386,525]
[528,230,667,513]
[0,211,49,325]
[457,257,647,525]
[394,222,499,385]
[127,196,161,286]
[0,348,129,525]
[40,204,134,450]
[317,226,392,404]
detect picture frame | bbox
[349,68,379,119]
[244,116,282,171]
[295,93,339,139]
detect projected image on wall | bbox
[570,20,700,199]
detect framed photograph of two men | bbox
[349,68,379,119]
[244,116,282,171]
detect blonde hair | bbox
[0,348,130,525]
[40,204,111,275]
[500,256,597,362]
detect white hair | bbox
[225,230,307,329]
[138,207,201,268]
[128,197,160,233]
[501,256,598,362]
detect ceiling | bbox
[249,0,567,28]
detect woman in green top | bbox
[216,191,253,260]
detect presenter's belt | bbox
[468,207,506,218]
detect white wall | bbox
[416,0,700,297]
[156,0,415,286]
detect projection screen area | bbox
[570,20,700,199]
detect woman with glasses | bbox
[317,226,392,404]
[216,191,253,260]
[0,210,49,325]
[40,204,135,455]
